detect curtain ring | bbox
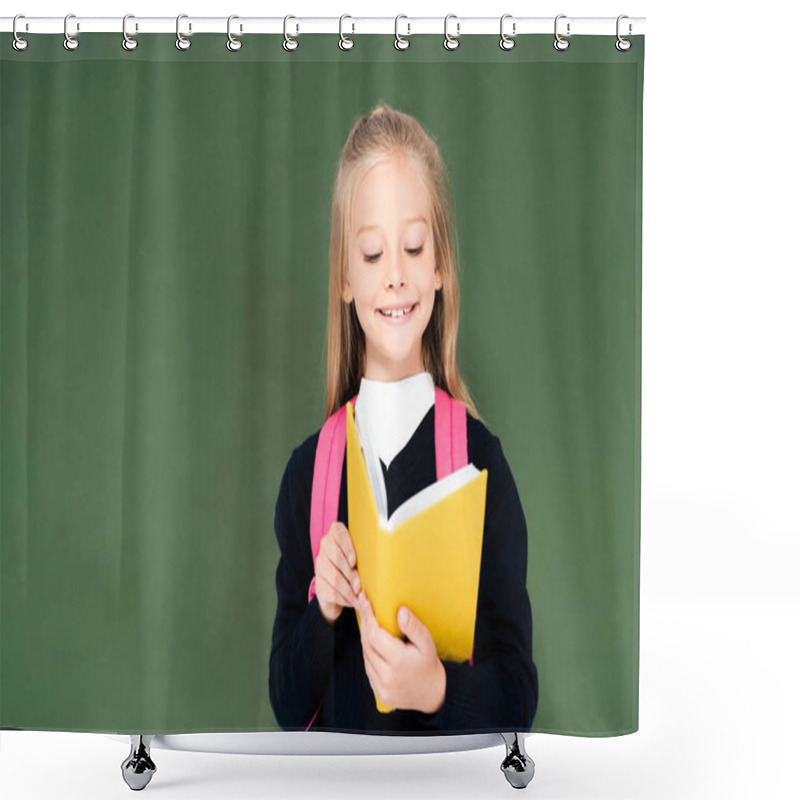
[339,14,354,50]
[554,14,570,51]
[12,14,28,52]
[283,15,299,51]
[176,14,191,50]
[63,13,79,51]
[227,15,242,51]
[395,15,410,51]
[499,14,515,51]
[616,15,632,51]
[443,14,460,51]
[122,15,138,51]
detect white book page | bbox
[354,402,388,522]
[385,464,481,532]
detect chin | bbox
[373,345,419,369]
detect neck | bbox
[363,367,426,383]
[362,358,426,383]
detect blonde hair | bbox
[325,103,481,423]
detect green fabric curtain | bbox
[1,32,644,736]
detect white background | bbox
[1,1,798,798]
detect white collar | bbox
[355,371,435,469]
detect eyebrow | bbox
[356,216,428,236]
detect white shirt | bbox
[355,371,435,470]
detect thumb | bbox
[397,606,425,644]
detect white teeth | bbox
[380,305,414,318]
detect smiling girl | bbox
[269,104,537,734]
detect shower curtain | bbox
[1,28,644,737]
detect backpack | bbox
[304,387,471,730]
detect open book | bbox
[346,401,488,713]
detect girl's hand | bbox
[356,592,446,714]
[315,522,361,625]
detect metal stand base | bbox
[500,732,535,789]
[118,732,534,790]
[121,735,156,791]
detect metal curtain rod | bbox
[1,15,646,37]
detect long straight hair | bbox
[324,103,480,423]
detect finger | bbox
[318,550,359,607]
[360,626,382,675]
[333,523,358,569]
[373,627,405,662]
[361,639,381,696]
[358,618,390,707]
[317,574,350,610]
[359,618,390,698]
[357,595,380,659]
[397,606,431,650]
[328,564,358,607]
[358,594,398,662]
[320,533,358,591]
[316,573,352,610]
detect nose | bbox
[384,249,406,289]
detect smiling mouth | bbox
[377,303,418,318]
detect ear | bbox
[434,268,443,291]
[342,279,353,304]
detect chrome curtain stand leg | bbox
[500,732,535,789]
[121,735,157,790]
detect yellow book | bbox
[345,401,488,713]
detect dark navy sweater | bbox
[269,403,538,734]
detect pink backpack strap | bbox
[305,393,357,731]
[307,394,358,604]
[434,387,468,479]
[434,388,473,666]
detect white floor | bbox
[2,597,798,799]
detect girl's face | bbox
[342,154,442,382]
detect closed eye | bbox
[364,247,423,263]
